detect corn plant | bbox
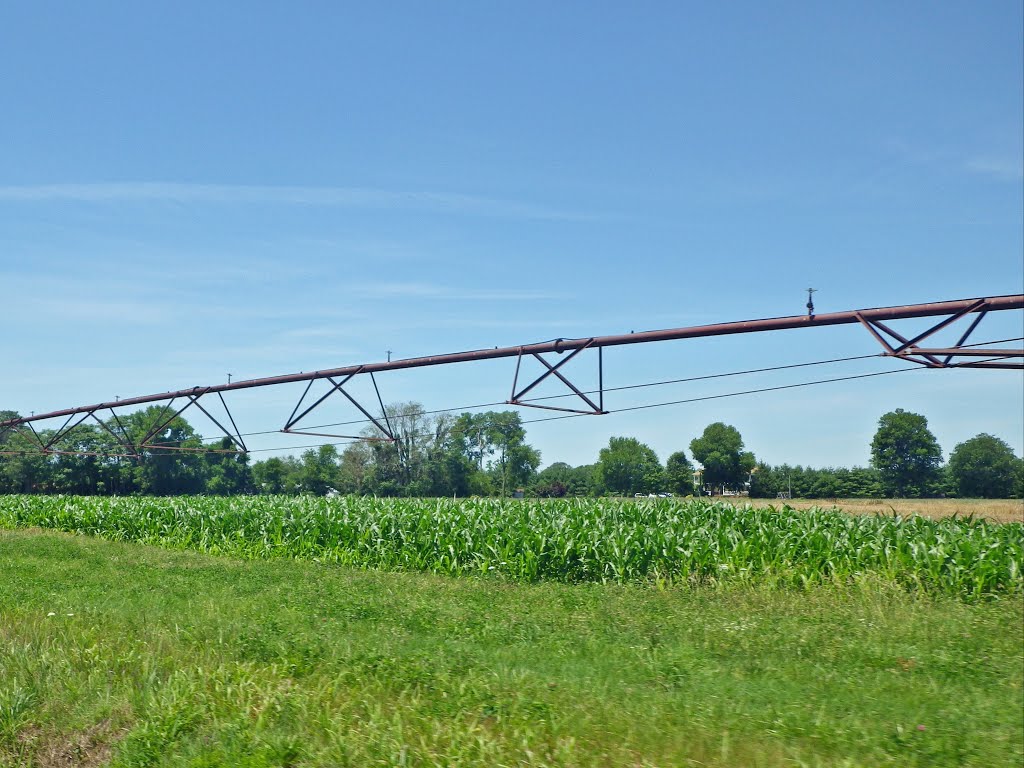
[1,495,1020,598]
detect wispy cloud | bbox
[0,181,592,221]
[964,156,1024,181]
[882,138,1024,183]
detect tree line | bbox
[1,405,1021,498]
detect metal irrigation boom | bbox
[3,293,1021,455]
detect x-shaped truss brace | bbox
[856,300,1023,369]
[281,367,396,441]
[507,339,608,415]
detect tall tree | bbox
[122,407,206,495]
[664,450,695,495]
[598,437,663,495]
[337,442,374,495]
[205,438,253,495]
[298,444,341,495]
[689,423,755,492]
[423,412,479,497]
[252,456,301,494]
[947,433,1019,498]
[870,409,942,497]
[451,411,539,495]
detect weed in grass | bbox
[0,681,36,745]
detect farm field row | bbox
[1,495,1021,598]
[1,528,1022,767]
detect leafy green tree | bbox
[748,463,780,498]
[948,434,1020,498]
[451,411,540,495]
[533,462,602,497]
[750,463,884,499]
[689,423,755,492]
[870,409,942,497]
[837,467,884,498]
[337,442,373,495]
[496,443,542,495]
[598,437,663,495]
[122,407,206,495]
[252,456,301,494]
[47,424,108,494]
[374,402,436,491]
[533,462,568,497]
[205,438,253,495]
[298,444,341,495]
[425,448,479,497]
[665,450,695,495]
[0,412,52,494]
[574,463,604,496]
[533,462,572,497]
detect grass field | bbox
[1,496,1022,767]
[1,528,1022,768]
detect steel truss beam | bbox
[134,390,248,454]
[281,368,395,441]
[2,294,1021,455]
[855,301,1023,369]
[0,389,248,458]
[508,340,607,415]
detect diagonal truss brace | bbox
[12,390,251,458]
[0,423,48,456]
[507,339,608,415]
[0,410,141,459]
[856,301,1023,370]
[281,368,396,441]
[87,410,139,458]
[135,389,248,453]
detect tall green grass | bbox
[1,495,1020,598]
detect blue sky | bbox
[2,2,1022,469]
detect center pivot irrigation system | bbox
[2,294,1022,458]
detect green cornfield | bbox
[1,495,1021,598]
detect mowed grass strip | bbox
[2,495,1022,598]
[1,529,1022,767]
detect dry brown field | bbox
[764,497,1024,523]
